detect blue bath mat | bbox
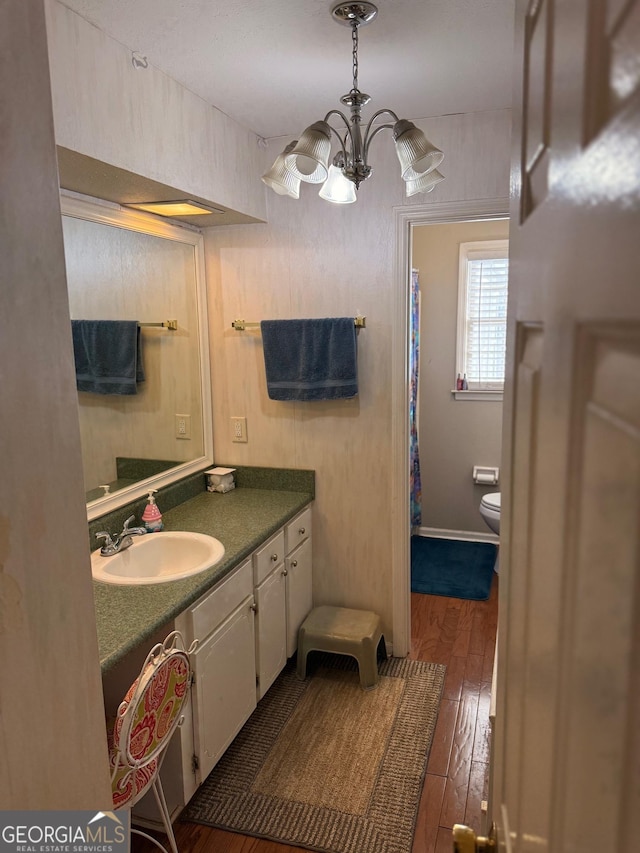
[411,536,496,600]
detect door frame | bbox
[391,197,510,656]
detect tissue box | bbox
[205,467,236,492]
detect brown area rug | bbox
[182,654,446,853]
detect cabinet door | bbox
[285,536,313,658]
[191,597,256,782]
[254,567,287,700]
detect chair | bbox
[107,631,198,853]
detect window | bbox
[456,239,509,394]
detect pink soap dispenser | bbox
[142,489,164,532]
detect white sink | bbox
[91,531,225,585]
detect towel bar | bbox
[232,315,366,331]
[138,320,178,330]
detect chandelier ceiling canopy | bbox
[262,2,445,205]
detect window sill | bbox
[450,390,504,402]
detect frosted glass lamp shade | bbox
[319,165,357,203]
[284,121,332,184]
[405,168,445,197]
[261,142,301,198]
[393,120,444,179]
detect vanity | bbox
[64,194,315,821]
[96,471,314,824]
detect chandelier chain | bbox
[351,22,359,93]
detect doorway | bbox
[390,199,509,657]
[410,218,508,541]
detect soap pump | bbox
[142,489,164,532]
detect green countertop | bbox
[94,487,313,671]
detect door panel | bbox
[495,1,640,850]
[521,0,553,220]
[285,537,313,657]
[255,567,287,700]
[559,327,640,851]
[502,326,544,840]
[192,599,256,781]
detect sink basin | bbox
[91,531,225,585]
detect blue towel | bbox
[71,320,145,395]
[260,318,358,401]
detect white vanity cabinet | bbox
[251,507,314,697]
[284,506,313,657]
[253,530,287,700]
[175,557,257,799]
[130,503,313,825]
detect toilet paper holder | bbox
[473,466,499,486]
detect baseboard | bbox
[416,526,499,545]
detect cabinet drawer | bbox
[253,530,285,585]
[284,506,312,555]
[185,558,253,644]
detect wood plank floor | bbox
[133,575,499,853]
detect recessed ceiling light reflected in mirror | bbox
[123,200,225,216]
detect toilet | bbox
[479,492,501,535]
[479,492,501,573]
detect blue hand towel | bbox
[260,318,358,401]
[71,320,145,395]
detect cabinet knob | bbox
[271,553,278,562]
[291,560,298,568]
[281,568,288,576]
[249,602,257,613]
[298,527,306,535]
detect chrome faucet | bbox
[95,515,147,556]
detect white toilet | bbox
[479,492,501,573]
[479,492,501,535]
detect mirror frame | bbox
[60,193,213,521]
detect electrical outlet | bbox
[231,416,247,443]
[175,414,191,440]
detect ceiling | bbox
[56,0,516,141]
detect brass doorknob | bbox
[452,823,496,852]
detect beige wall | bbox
[0,0,111,807]
[412,220,510,534]
[206,110,511,639]
[42,0,511,643]
[45,0,267,223]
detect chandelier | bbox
[261,2,445,205]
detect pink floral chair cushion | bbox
[107,717,157,809]
[113,650,190,768]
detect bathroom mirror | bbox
[61,195,213,521]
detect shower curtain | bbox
[409,269,422,528]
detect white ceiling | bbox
[57,0,516,140]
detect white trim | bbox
[451,390,504,402]
[456,239,509,391]
[60,195,214,522]
[416,526,500,544]
[391,198,509,657]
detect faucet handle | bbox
[95,531,114,547]
[121,515,136,533]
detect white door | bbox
[255,566,287,700]
[285,536,313,657]
[492,2,640,851]
[191,598,257,781]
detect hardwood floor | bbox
[133,576,499,853]
[410,578,498,853]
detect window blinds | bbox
[465,256,509,387]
